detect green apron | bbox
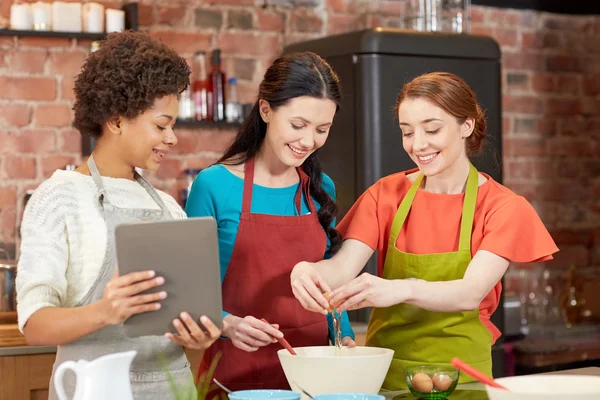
[366,163,493,391]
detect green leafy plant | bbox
[161,352,228,400]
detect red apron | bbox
[197,157,329,391]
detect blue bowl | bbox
[228,390,301,400]
[313,395,385,400]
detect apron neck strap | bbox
[86,154,172,215]
[242,158,315,215]
[389,163,479,252]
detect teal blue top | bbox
[185,164,354,344]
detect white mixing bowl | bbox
[278,346,393,400]
[486,375,600,400]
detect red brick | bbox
[60,74,76,101]
[34,104,72,127]
[0,186,16,208]
[170,129,198,154]
[58,129,81,152]
[521,31,563,50]
[506,160,533,180]
[3,155,36,179]
[378,0,405,16]
[150,31,212,54]
[543,15,588,31]
[327,0,354,13]
[537,118,557,137]
[502,52,544,71]
[284,33,319,47]
[18,37,72,48]
[591,245,600,265]
[503,95,543,114]
[218,32,280,57]
[559,116,584,137]
[503,182,540,201]
[7,50,47,73]
[48,51,86,75]
[0,0,10,20]
[236,80,259,104]
[546,55,584,73]
[470,6,485,24]
[531,73,554,93]
[291,9,323,33]
[202,0,253,4]
[470,25,493,38]
[183,156,218,171]
[502,117,512,136]
[41,155,76,178]
[0,207,16,244]
[492,27,518,47]
[0,37,15,47]
[583,74,600,95]
[547,244,589,268]
[328,14,359,35]
[256,9,285,32]
[548,229,593,246]
[157,6,187,26]
[544,98,583,115]
[14,129,56,153]
[0,105,31,127]
[156,158,183,179]
[489,8,521,26]
[504,137,546,157]
[530,159,554,180]
[0,77,57,101]
[138,3,155,27]
[547,137,597,157]
[195,129,236,153]
[556,75,581,96]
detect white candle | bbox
[83,2,105,33]
[105,9,125,33]
[52,2,82,32]
[32,2,52,31]
[10,4,32,30]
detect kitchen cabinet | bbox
[0,353,54,400]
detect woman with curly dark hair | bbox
[187,52,355,391]
[16,31,220,399]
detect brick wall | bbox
[0,0,599,268]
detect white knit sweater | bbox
[16,170,186,332]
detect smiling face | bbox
[116,95,179,171]
[398,97,474,177]
[259,95,337,168]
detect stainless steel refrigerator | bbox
[284,28,505,376]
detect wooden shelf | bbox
[176,119,242,129]
[0,29,105,40]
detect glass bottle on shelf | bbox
[178,87,194,121]
[226,77,243,124]
[192,51,212,121]
[210,48,226,122]
[561,265,584,327]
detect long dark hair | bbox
[218,52,342,255]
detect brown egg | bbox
[411,372,433,393]
[432,373,452,391]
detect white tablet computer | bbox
[115,217,223,338]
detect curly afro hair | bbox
[73,30,190,138]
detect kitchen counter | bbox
[382,367,600,399]
[0,323,57,356]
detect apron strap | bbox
[243,158,316,216]
[457,163,479,252]
[388,163,479,252]
[134,172,173,218]
[87,154,109,203]
[87,154,173,218]
[388,173,423,244]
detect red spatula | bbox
[451,357,509,391]
[261,318,296,355]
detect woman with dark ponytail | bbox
[186,52,355,390]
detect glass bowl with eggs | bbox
[404,365,459,399]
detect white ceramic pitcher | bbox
[54,350,137,400]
